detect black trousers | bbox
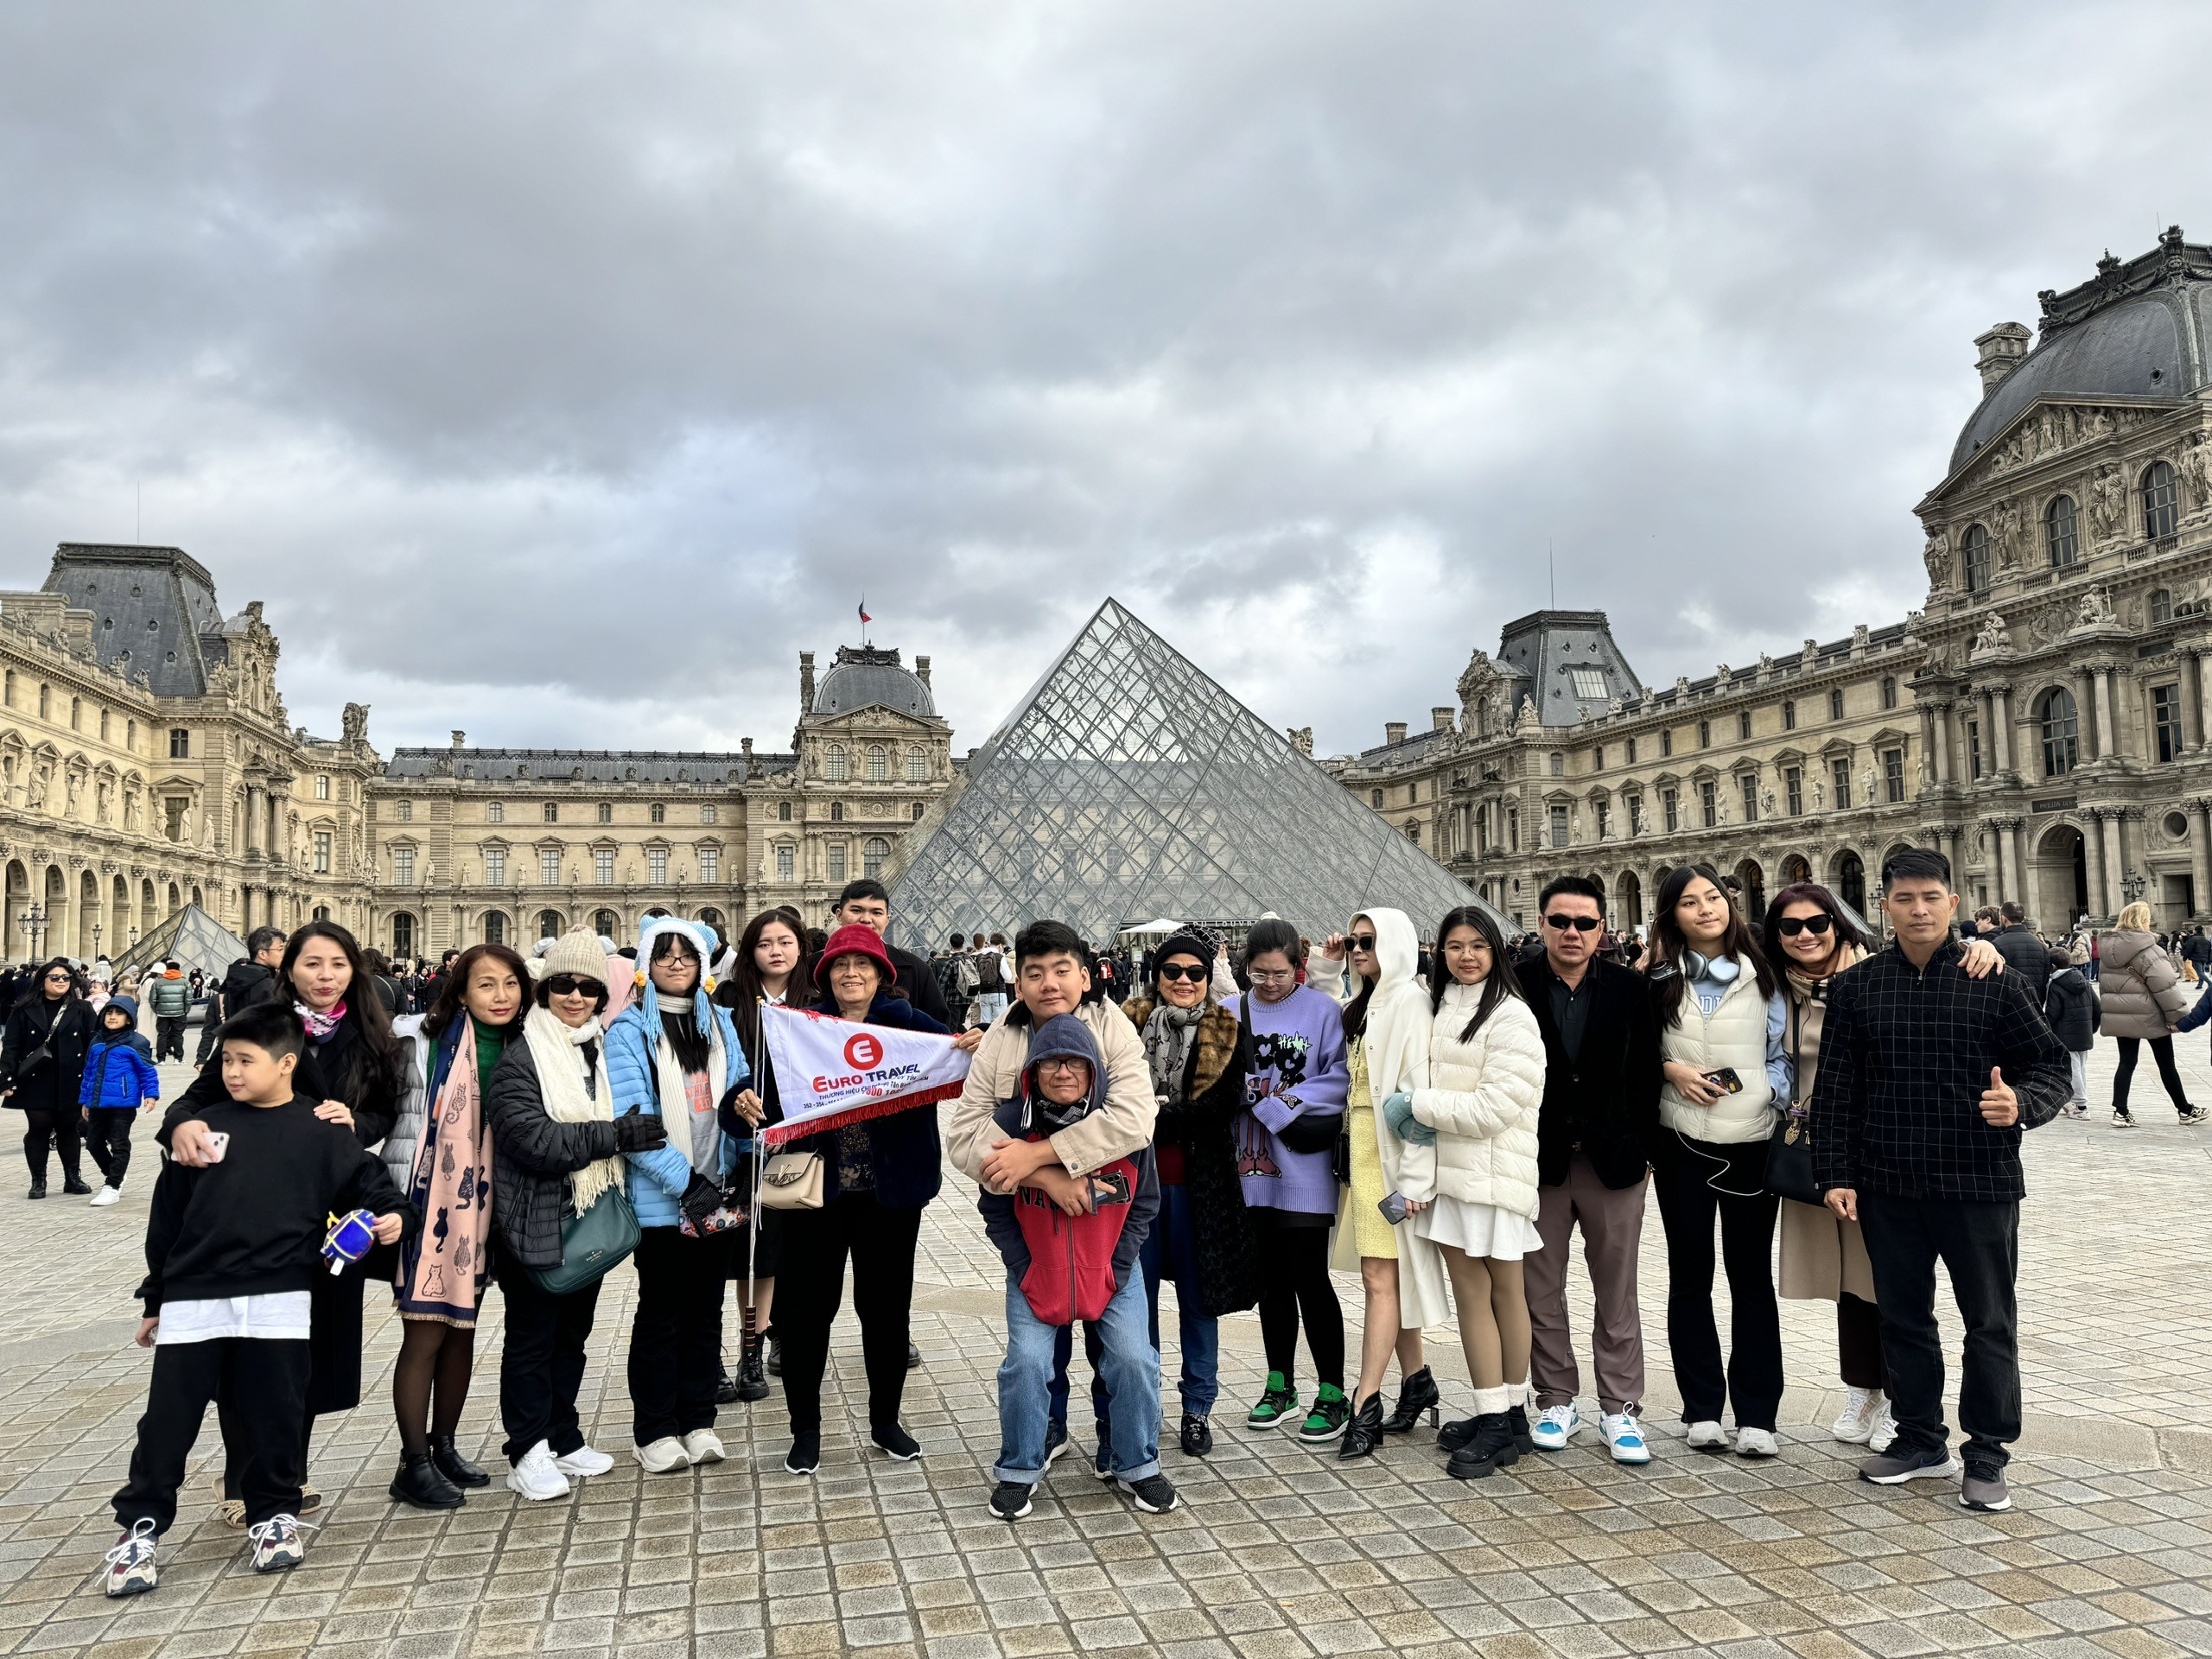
[1859,1192,2020,1471]
[2113,1035,2193,1116]
[117,1338,310,1535]
[627,1228,730,1446]
[155,1016,187,1062]
[498,1257,602,1465]
[775,1194,922,1435]
[84,1108,135,1190]
[1651,1135,1783,1431]
[21,1107,80,1184]
[1838,1292,1886,1393]
[194,1014,222,1064]
[1253,1210,1345,1392]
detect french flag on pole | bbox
[858,597,872,626]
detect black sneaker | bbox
[989,1480,1033,1522]
[871,1423,920,1462]
[784,1429,820,1476]
[1179,1414,1213,1458]
[1246,1370,1298,1430]
[1043,1421,1069,1467]
[1960,1463,2012,1511]
[1118,1472,1179,1513]
[1859,1443,1960,1485]
[1091,1432,1115,1481]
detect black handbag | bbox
[1765,995,1820,1205]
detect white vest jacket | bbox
[1656,963,1776,1145]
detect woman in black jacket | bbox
[483,931,668,1500]
[777,924,948,1477]
[160,920,406,1524]
[1,958,98,1198]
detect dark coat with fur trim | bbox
[1123,996,1261,1318]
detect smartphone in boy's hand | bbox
[202,1131,231,1163]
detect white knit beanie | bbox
[541,929,613,984]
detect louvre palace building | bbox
[0,542,954,963]
[1331,230,2212,937]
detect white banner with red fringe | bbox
[757,1003,972,1147]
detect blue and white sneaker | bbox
[1530,1402,1582,1452]
[1602,1412,1652,1465]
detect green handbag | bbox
[528,1184,640,1297]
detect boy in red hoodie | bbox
[975,1013,1168,1521]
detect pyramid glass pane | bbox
[110,903,250,982]
[887,599,1505,949]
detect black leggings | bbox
[1254,1211,1344,1392]
[21,1107,81,1184]
[2113,1036,2192,1116]
[393,1319,478,1457]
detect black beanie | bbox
[1152,931,1217,978]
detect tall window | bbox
[830,801,844,822]
[1880,677,1897,710]
[1883,748,1905,803]
[775,844,794,881]
[1625,736,1637,764]
[2152,588,2174,624]
[69,696,79,730]
[906,747,929,781]
[2144,461,2179,540]
[824,746,849,781]
[314,831,331,874]
[483,912,506,945]
[1737,710,1751,741]
[540,849,562,884]
[1828,688,1846,721]
[1961,523,1991,592]
[863,836,889,878]
[1593,799,1610,839]
[391,913,415,958]
[484,846,506,884]
[38,685,49,719]
[3,669,11,705]
[1548,753,1563,777]
[1967,718,1983,781]
[699,847,718,882]
[2154,683,2183,763]
[1662,788,1678,831]
[486,801,504,823]
[392,847,416,886]
[1370,789,1383,808]
[650,803,665,823]
[1593,747,1604,772]
[2045,495,2079,567]
[1785,766,1803,816]
[168,728,189,758]
[1548,804,1568,849]
[779,800,792,820]
[2036,687,2079,777]
[1831,757,1853,809]
[597,802,613,823]
[866,745,887,781]
[827,842,848,881]
[1697,720,1711,748]
[1405,818,1421,843]
[1661,729,1673,757]
[701,804,717,824]
[595,849,614,885]
[594,910,618,938]
[912,801,926,822]
[542,802,558,823]
[1699,780,1717,828]
[397,800,413,823]
[1739,773,1758,823]
[647,848,668,884]
[1783,699,1796,730]
[315,775,330,800]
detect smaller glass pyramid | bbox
[888,599,1502,948]
[111,903,250,982]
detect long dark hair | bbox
[422,943,532,1042]
[1428,905,1523,1043]
[278,920,403,1118]
[13,957,82,1013]
[1759,882,1871,978]
[1645,863,1778,1028]
[721,907,814,1063]
[647,927,714,1074]
[1341,912,1380,1043]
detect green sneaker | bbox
[1299,1383,1351,1442]
[1246,1371,1299,1430]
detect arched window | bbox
[391,912,416,958]
[2045,495,2079,567]
[866,745,887,782]
[2036,687,2079,778]
[2144,461,2179,541]
[823,745,849,782]
[863,836,890,878]
[482,911,507,945]
[905,747,928,781]
[594,909,619,939]
[1834,851,1866,915]
[1961,523,1991,593]
[537,909,566,939]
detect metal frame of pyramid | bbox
[887,599,1503,949]
[109,903,249,983]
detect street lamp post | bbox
[18,904,47,963]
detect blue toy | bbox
[322,1210,377,1274]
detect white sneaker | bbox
[554,1445,613,1477]
[1685,1419,1730,1452]
[100,1519,157,1597]
[505,1441,571,1502]
[1734,1427,1779,1459]
[89,1185,120,1207]
[1601,1413,1652,1465]
[1831,1386,1882,1445]
[1530,1402,1582,1452]
[1866,1401,1898,1453]
[681,1429,725,1465]
[634,1436,691,1473]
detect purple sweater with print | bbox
[1233,985,1349,1217]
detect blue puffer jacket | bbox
[606,982,749,1229]
[79,1029,160,1111]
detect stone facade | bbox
[1332,232,2212,937]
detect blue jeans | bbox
[996,1271,1160,1487]
[1140,1182,1219,1414]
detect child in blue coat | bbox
[79,995,159,1205]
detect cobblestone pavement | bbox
[4,1033,2212,1659]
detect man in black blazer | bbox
[1519,876,1662,1465]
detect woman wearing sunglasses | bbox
[1763,883,2002,1454]
[2,958,97,1198]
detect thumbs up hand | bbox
[1979,1065,2019,1127]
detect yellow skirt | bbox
[1346,1099,1397,1260]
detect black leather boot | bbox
[1338,1392,1386,1460]
[1504,1403,1534,1453]
[1439,1415,1478,1452]
[429,1433,489,1488]
[1446,1413,1521,1480]
[715,1366,741,1405]
[736,1335,771,1402]
[1382,1366,1440,1434]
[389,1451,466,1510]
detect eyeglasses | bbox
[1344,933,1377,952]
[1036,1058,1089,1075]
[1776,914,1835,938]
[1543,914,1602,933]
[1246,969,1295,983]
[545,974,606,996]
[1157,963,1207,982]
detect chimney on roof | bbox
[1385,721,1408,746]
[1974,322,2031,394]
[1431,706,1455,733]
[799,652,816,715]
[450,730,466,749]
[915,655,931,687]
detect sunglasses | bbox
[1776,914,1835,938]
[1157,963,1207,982]
[1543,914,1602,933]
[1344,933,1377,952]
[544,974,606,996]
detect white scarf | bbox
[650,1019,728,1174]
[522,1005,621,1215]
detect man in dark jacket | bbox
[1813,849,2067,1514]
[148,963,194,1062]
[195,927,287,1063]
[1518,875,1662,1467]
[1986,904,2053,1003]
[830,880,954,1027]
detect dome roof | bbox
[813,645,937,719]
[1949,232,2212,476]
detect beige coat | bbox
[944,999,1156,1182]
[2095,930,2192,1039]
[1777,968,1874,1302]
[1399,986,1545,1220]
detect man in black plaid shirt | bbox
[1809,849,2067,1513]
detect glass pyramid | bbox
[887,599,1501,949]
[110,903,250,983]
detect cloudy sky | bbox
[3,2,2208,760]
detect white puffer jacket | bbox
[1401,986,1546,1219]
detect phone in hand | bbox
[204,1130,231,1163]
[1377,1190,1409,1226]
[1705,1068,1744,1095]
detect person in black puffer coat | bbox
[1,958,99,1198]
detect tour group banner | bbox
[756,1002,973,1147]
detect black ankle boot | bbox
[1382,1366,1440,1434]
[1338,1392,1386,1460]
[61,1174,92,1196]
[1438,1414,1478,1452]
[1446,1413,1521,1480]
[715,1366,741,1405]
[736,1337,770,1402]
[25,1179,46,1200]
[429,1433,489,1488]
[1504,1403,1533,1453]
[390,1451,466,1510]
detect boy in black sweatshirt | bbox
[100,1003,416,1598]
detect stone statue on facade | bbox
[1759,783,1777,818]
[1923,529,1950,591]
[1972,611,2013,655]
[2181,435,2212,515]
[1862,764,1878,807]
[2075,586,2118,629]
[2090,465,2127,543]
